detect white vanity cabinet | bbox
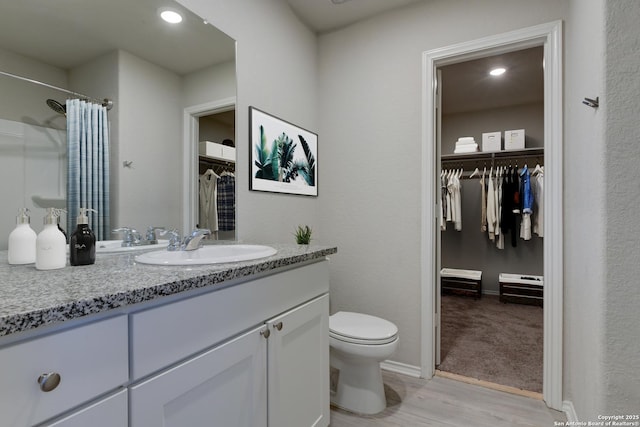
[0,259,330,427]
[267,294,329,427]
[130,325,268,426]
[129,260,330,427]
[43,390,128,427]
[0,316,128,427]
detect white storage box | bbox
[440,268,483,299]
[482,132,502,152]
[499,273,543,306]
[199,141,236,162]
[504,129,525,150]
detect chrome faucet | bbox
[181,228,211,251]
[161,228,211,251]
[113,226,165,247]
[113,227,142,247]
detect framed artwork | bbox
[249,106,318,196]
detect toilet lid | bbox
[330,312,398,344]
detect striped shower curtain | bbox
[66,99,110,240]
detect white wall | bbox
[318,0,568,370]
[602,0,640,416]
[564,0,606,419]
[116,50,183,231]
[183,60,236,107]
[179,0,320,244]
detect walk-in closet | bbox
[436,47,545,393]
[198,110,236,241]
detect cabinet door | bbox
[130,325,267,427]
[44,389,127,427]
[267,294,329,427]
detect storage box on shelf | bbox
[199,141,236,162]
[504,129,525,150]
[482,132,502,152]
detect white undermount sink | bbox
[134,244,278,266]
[95,239,169,253]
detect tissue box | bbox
[482,132,502,152]
[504,129,525,150]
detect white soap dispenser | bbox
[36,208,67,270]
[8,208,37,265]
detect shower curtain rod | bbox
[0,69,113,110]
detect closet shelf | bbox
[442,147,543,168]
[442,147,543,162]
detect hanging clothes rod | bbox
[0,70,113,110]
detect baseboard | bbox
[483,289,500,296]
[380,360,422,378]
[563,400,578,422]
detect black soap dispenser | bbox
[70,208,96,266]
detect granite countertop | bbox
[0,243,337,338]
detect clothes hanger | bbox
[470,167,480,178]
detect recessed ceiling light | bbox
[159,8,183,24]
[489,67,506,76]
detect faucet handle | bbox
[146,226,165,242]
[113,227,141,246]
[161,229,182,251]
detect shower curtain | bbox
[66,99,110,240]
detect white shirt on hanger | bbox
[199,169,219,232]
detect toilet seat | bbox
[330,312,398,345]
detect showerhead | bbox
[46,99,66,116]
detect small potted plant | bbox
[294,225,312,245]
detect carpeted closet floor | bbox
[438,294,543,393]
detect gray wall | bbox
[603,0,640,415]
[317,0,567,373]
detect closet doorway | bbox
[437,47,545,394]
[182,98,236,239]
[420,21,563,410]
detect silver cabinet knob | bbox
[37,372,61,392]
[260,328,271,339]
[273,322,283,331]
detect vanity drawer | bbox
[0,316,128,426]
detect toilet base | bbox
[330,348,387,415]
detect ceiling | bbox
[284,0,542,112]
[0,0,235,75]
[440,47,544,114]
[286,0,426,33]
[1,0,542,112]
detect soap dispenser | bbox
[69,208,96,266]
[36,208,67,270]
[8,208,37,265]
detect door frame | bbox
[420,21,563,410]
[182,97,236,235]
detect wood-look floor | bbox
[329,370,566,427]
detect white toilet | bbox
[329,311,399,415]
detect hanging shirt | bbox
[495,172,504,250]
[486,172,496,241]
[199,169,219,232]
[480,172,487,232]
[217,172,235,231]
[532,173,544,237]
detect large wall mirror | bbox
[0,0,236,249]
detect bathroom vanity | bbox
[0,243,336,427]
